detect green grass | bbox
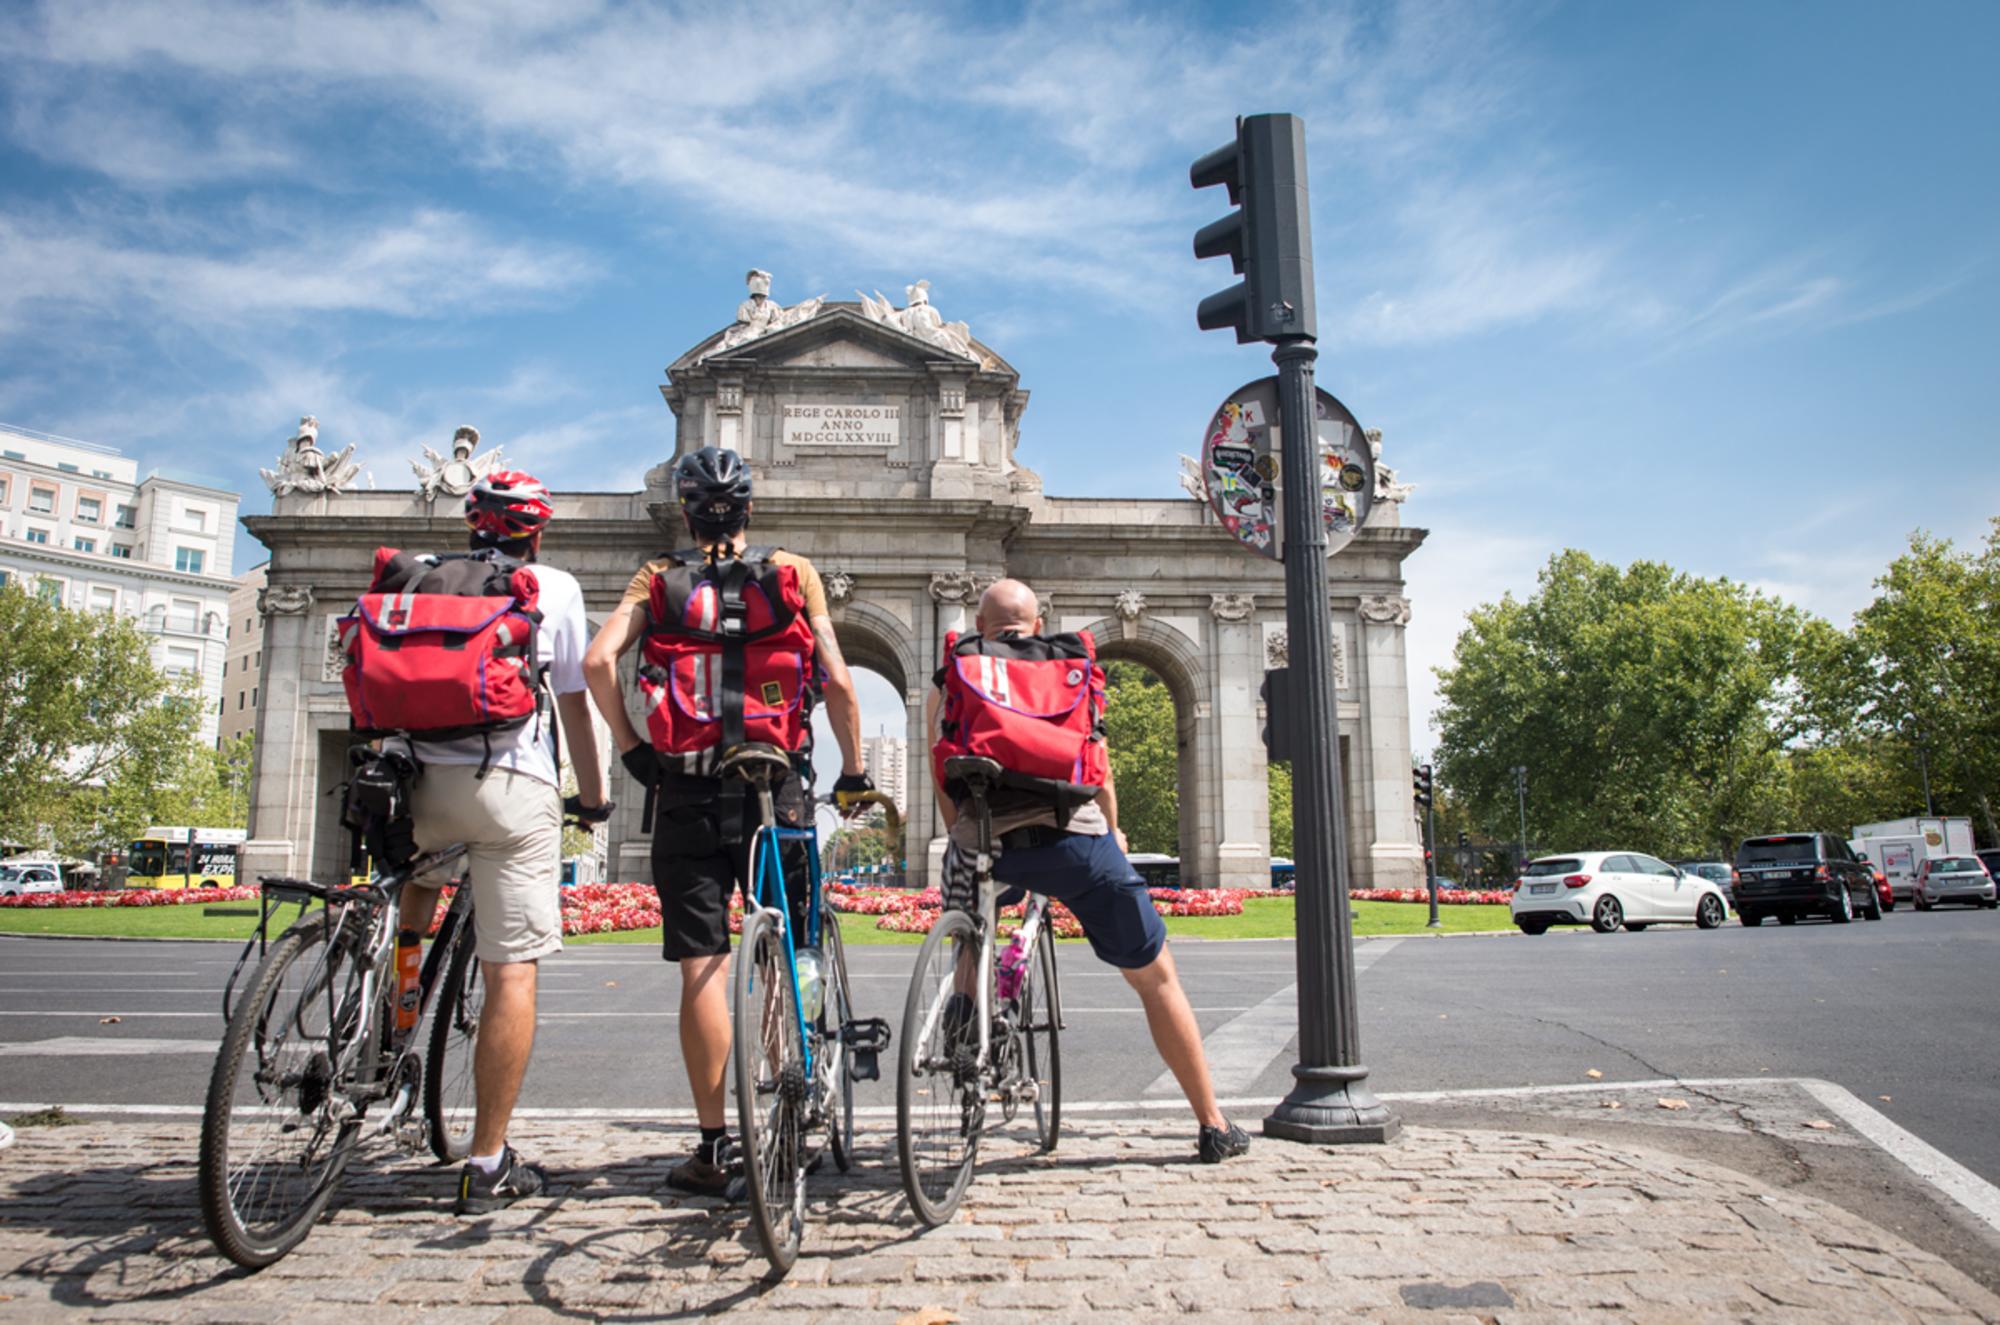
[2,896,1514,944]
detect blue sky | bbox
[2,0,1995,754]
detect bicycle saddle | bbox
[943,755,1005,786]
[717,742,793,784]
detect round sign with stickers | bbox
[1200,377,1373,561]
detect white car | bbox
[1511,850,1731,935]
[0,864,64,897]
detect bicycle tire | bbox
[1019,920,1062,1152]
[821,913,857,1174]
[198,910,365,1268]
[896,908,983,1227]
[423,919,483,1163]
[735,907,806,1274]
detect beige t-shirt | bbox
[620,548,830,620]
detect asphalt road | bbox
[2,905,1996,1186]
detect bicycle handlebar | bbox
[827,789,903,840]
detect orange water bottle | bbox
[394,929,422,1034]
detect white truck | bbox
[1850,817,1976,901]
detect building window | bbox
[88,586,116,612]
[252,686,258,706]
[110,543,133,559]
[175,547,205,574]
[180,507,208,532]
[238,691,247,711]
[114,504,136,529]
[29,486,55,514]
[0,476,10,504]
[76,496,102,523]
[170,597,201,631]
[2,448,24,460]
[25,527,49,545]
[36,577,64,603]
[74,536,95,553]
[91,468,112,479]
[57,462,79,473]
[0,568,10,587]
[164,645,199,676]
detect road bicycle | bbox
[895,755,1064,1227]
[198,802,605,1268]
[721,742,892,1275]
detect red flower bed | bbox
[1349,887,1513,906]
[0,885,259,909]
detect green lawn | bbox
[0,896,1514,944]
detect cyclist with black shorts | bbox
[583,446,872,1194]
[928,577,1249,1163]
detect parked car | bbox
[1977,849,2000,883]
[1511,851,1731,935]
[1732,833,1879,925]
[1872,869,1895,913]
[0,864,63,897]
[1673,860,1735,905]
[1914,855,1997,910]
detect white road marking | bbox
[1142,939,1406,1098]
[0,1011,214,1018]
[0,1037,216,1057]
[1798,1078,2000,1236]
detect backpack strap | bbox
[709,557,757,752]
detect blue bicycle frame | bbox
[745,820,825,1078]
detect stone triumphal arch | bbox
[240,277,1427,893]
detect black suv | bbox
[1733,833,1880,926]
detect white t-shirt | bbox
[412,562,588,789]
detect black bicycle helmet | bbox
[675,446,753,538]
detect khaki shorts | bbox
[411,764,563,964]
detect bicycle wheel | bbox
[735,907,807,1274]
[820,913,858,1173]
[423,919,483,1162]
[199,910,367,1268]
[896,909,983,1227]
[1018,921,1062,1152]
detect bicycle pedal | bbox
[849,1047,880,1082]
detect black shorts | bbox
[650,773,812,961]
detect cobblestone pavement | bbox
[1,1119,1996,1322]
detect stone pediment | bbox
[672,304,1014,381]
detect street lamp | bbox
[1513,765,1528,872]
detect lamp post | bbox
[1513,765,1528,873]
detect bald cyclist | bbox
[927,578,1250,1163]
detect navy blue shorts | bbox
[992,833,1167,970]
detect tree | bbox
[154,733,256,830]
[1101,662,1179,855]
[1846,522,2000,843]
[1267,760,1293,859]
[0,582,206,855]
[1434,551,1808,860]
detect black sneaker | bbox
[1198,1121,1251,1164]
[455,1146,548,1214]
[667,1135,740,1198]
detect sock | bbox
[469,1149,507,1176]
[698,1126,728,1163]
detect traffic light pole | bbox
[1262,337,1400,1145]
[1425,797,1440,929]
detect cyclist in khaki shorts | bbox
[395,471,609,1213]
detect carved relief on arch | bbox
[1209,592,1255,623]
[1262,624,1347,687]
[823,569,855,607]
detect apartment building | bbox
[0,423,240,747]
[219,562,268,748]
[860,731,908,813]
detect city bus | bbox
[126,827,246,889]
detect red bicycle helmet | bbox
[465,469,554,543]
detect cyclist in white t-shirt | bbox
[396,470,609,1214]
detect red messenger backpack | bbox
[637,547,817,762]
[338,548,544,746]
[932,628,1109,813]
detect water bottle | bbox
[995,933,1028,1001]
[796,946,824,1023]
[393,928,421,1035]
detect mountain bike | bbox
[895,755,1064,1227]
[198,803,605,1268]
[721,742,892,1275]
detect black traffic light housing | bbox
[1412,764,1434,809]
[1260,667,1292,763]
[1190,113,1317,344]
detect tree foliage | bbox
[1101,661,1180,855]
[0,582,207,855]
[1267,760,1293,859]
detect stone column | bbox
[1357,594,1423,890]
[920,571,977,890]
[1209,593,1270,890]
[241,584,320,882]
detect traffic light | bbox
[1412,764,1433,809]
[1260,667,1292,763]
[1190,113,1317,344]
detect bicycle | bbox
[720,742,892,1275]
[895,755,1064,1227]
[198,802,606,1268]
